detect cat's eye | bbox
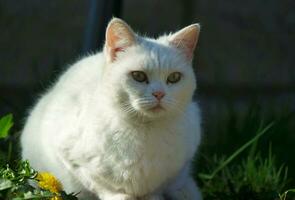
[167,72,182,84]
[131,71,148,83]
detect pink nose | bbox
[152,91,165,100]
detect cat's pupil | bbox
[167,72,182,84]
[131,71,148,83]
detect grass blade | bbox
[199,122,275,180]
[0,114,13,139]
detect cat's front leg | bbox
[99,193,137,200]
[164,163,202,200]
[166,176,202,200]
[140,194,165,200]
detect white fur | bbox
[21,18,202,200]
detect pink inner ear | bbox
[182,39,196,59]
[105,22,135,62]
[169,24,200,60]
[114,47,125,53]
[171,39,196,60]
[109,46,126,62]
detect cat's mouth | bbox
[149,104,164,112]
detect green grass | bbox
[279,189,295,200]
[198,137,290,199]
[195,104,295,200]
[198,122,275,180]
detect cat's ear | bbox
[104,18,136,63]
[169,24,200,60]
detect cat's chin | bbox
[138,105,169,119]
[149,104,165,112]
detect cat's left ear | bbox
[104,18,136,63]
[169,24,200,61]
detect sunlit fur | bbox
[21,18,202,200]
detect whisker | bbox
[120,100,148,121]
[163,98,194,123]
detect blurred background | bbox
[0,0,295,184]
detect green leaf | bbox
[10,190,55,200]
[0,179,13,190]
[23,190,55,199]
[61,191,79,200]
[0,114,14,139]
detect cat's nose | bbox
[152,91,165,100]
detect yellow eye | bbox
[131,71,148,83]
[167,72,182,84]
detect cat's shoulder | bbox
[57,53,104,85]
[186,101,201,117]
[41,52,105,99]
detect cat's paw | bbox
[169,187,202,200]
[101,193,136,200]
[141,194,165,200]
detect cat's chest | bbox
[101,122,187,163]
[96,123,188,194]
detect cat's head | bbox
[102,18,200,119]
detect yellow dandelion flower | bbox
[50,197,62,200]
[36,172,63,200]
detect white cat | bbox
[21,18,202,200]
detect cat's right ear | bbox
[104,18,136,63]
